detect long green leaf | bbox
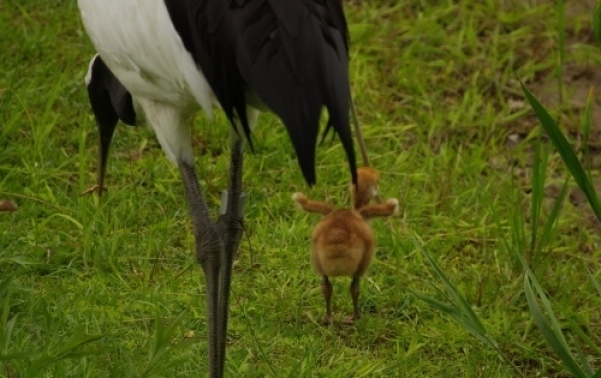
[524,275,587,377]
[53,327,104,356]
[517,253,569,349]
[521,82,601,222]
[509,171,527,272]
[0,277,12,299]
[589,269,601,297]
[573,335,594,377]
[594,0,601,46]
[538,177,569,260]
[1,276,13,343]
[414,239,490,339]
[0,352,37,361]
[2,315,18,355]
[410,239,524,377]
[557,0,566,118]
[409,289,495,348]
[0,257,41,266]
[140,310,192,378]
[409,289,459,316]
[25,328,106,377]
[530,131,543,258]
[581,87,593,177]
[568,317,601,363]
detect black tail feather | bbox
[234,0,357,185]
[173,0,357,185]
[86,55,136,195]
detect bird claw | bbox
[321,314,333,326]
[80,184,107,197]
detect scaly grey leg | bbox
[216,137,245,375]
[178,161,223,378]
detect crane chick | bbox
[292,167,398,325]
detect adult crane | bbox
[78,0,357,376]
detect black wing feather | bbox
[167,0,251,145]
[164,0,356,185]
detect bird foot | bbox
[80,184,107,197]
[342,313,361,325]
[321,314,333,326]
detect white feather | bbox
[137,98,193,163]
[84,53,99,86]
[78,0,214,163]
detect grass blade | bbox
[0,352,37,361]
[523,274,586,377]
[409,289,493,348]
[557,0,565,100]
[530,130,550,261]
[1,315,18,355]
[594,0,601,46]
[581,88,593,177]
[52,327,105,357]
[567,316,601,357]
[139,310,194,378]
[410,237,524,377]
[0,277,12,300]
[588,269,601,297]
[0,276,13,356]
[409,289,460,317]
[521,82,601,222]
[573,335,594,377]
[517,253,568,348]
[530,131,542,258]
[25,328,106,377]
[416,241,488,339]
[537,177,569,262]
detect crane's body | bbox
[78,0,356,376]
[80,0,215,164]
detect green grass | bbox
[1,0,601,376]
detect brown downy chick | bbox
[351,166,381,210]
[292,167,398,325]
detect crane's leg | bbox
[215,109,258,374]
[131,98,225,377]
[344,276,361,325]
[216,136,245,375]
[321,276,333,325]
[179,161,223,378]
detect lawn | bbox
[1,0,601,376]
